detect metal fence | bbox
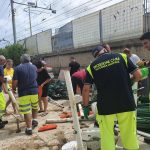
[18,0,147,54]
[52,31,74,51]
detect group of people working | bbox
[0,31,149,150]
[70,32,150,150]
[0,54,51,135]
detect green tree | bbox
[0,44,27,66]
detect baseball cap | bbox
[92,46,104,58]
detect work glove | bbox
[141,67,149,79]
[83,106,90,119]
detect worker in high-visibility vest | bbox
[82,46,142,150]
[0,55,8,129]
[12,54,38,135]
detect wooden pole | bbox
[64,70,85,150]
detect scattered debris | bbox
[38,124,57,132]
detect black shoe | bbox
[0,122,5,129]
[94,121,99,127]
[0,120,8,129]
[2,120,8,125]
[25,128,32,135]
[32,120,38,129]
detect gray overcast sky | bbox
[0,0,123,48]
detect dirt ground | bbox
[0,99,150,150]
[0,100,75,150]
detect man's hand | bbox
[83,106,90,119]
[40,84,44,88]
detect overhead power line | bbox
[14,0,106,34]
[3,0,123,41]
[16,0,114,35]
[17,0,116,39]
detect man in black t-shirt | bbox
[140,31,150,143]
[35,61,51,116]
[69,57,80,76]
[82,46,142,150]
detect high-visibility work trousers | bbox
[0,92,6,119]
[18,95,38,115]
[96,111,139,150]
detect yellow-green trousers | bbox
[0,92,6,119]
[96,111,139,150]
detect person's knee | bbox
[42,97,48,101]
[32,108,38,112]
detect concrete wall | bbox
[44,51,94,74]
[44,41,150,75]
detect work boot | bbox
[32,120,38,129]
[0,119,7,129]
[25,128,32,135]
[2,120,8,125]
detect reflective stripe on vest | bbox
[87,53,128,79]
[87,65,94,79]
[119,53,128,67]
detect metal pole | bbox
[99,10,103,44]
[145,0,148,32]
[144,0,146,32]
[10,0,17,44]
[36,34,39,55]
[28,5,32,36]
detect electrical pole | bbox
[10,0,17,44]
[28,5,32,36]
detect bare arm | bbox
[2,83,7,93]
[131,69,142,82]
[82,84,91,106]
[136,60,145,67]
[12,80,18,92]
[0,76,4,83]
[0,75,7,93]
[41,79,51,87]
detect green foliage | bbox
[0,44,27,66]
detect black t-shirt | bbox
[85,53,137,115]
[69,61,80,76]
[37,68,51,86]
